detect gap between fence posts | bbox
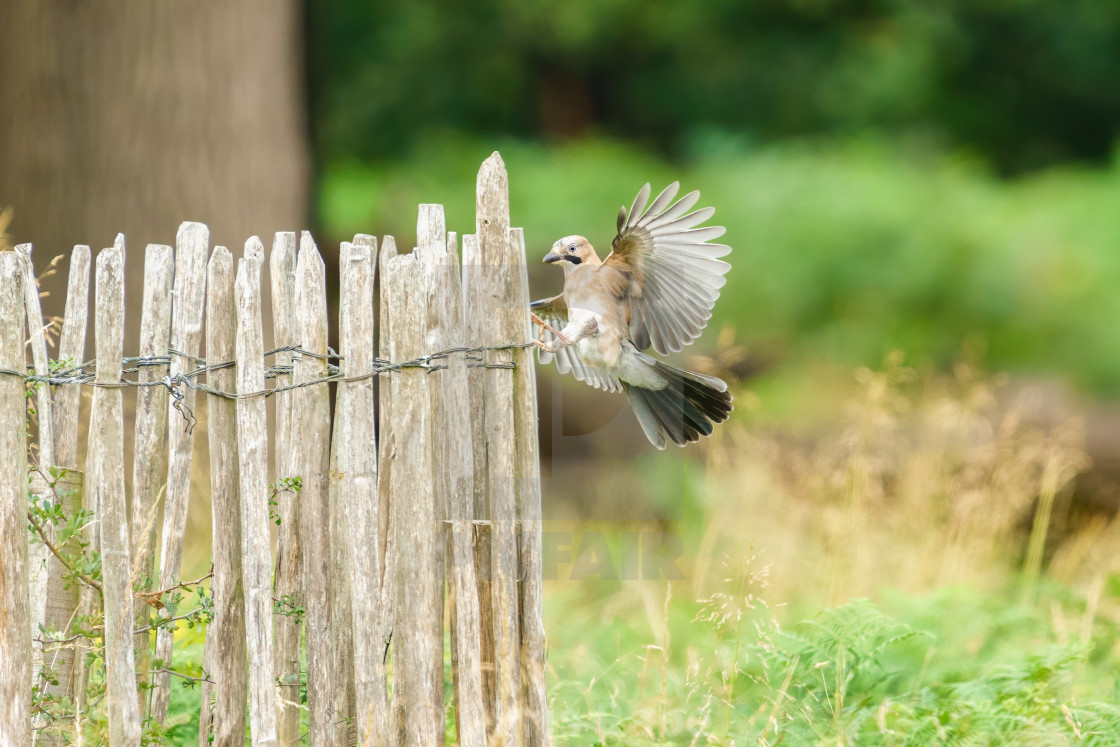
[130,243,174,709]
[0,251,31,747]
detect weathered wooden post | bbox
[201,245,248,745]
[267,230,304,745]
[18,242,56,689]
[236,237,279,746]
[418,208,487,747]
[88,239,142,746]
[385,249,444,745]
[152,221,209,724]
[470,152,524,744]
[509,225,549,744]
[340,235,391,745]
[0,250,31,746]
[294,232,339,746]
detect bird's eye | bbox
[568,244,577,252]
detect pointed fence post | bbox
[294,232,338,746]
[418,211,486,747]
[0,251,31,747]
[202,245,248,745]
[236,238,279,747]
[152,222,210,725]
[470,152,523,744]
[88,241,142,746]
[267,230,303,745]
[17,242,56,693]
[340,236,390,745]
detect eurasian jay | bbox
[531,182,733,449]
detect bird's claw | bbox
[530,312,570,346]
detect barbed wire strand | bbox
[0,342,536,433]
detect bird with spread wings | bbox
[530,182,733,449]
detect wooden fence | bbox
[0,153,548,746]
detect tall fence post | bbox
[509,227,549,745]
[130,243,174,705]
[418,210,487,747]
[203,245,248,746]
[0,251,30,746]
[152,221,210,725]
[88,239,142,746]
[471,152,524,744]
[17,242,56,695]
[340,235,390,745]
[236,237,279,747]
[385,250,444,745]
[267,230,303,745]
[294,232,339,746]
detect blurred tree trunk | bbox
[0,0,310,321]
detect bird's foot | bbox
[530,312,570,346]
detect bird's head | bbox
[544,235,598,272]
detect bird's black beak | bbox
[543,250,563,263]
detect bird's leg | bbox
[530,312,570,346]
[534,316,595,353]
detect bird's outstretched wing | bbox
[531,295,622,392]
[603,183,730,354]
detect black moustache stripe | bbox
[565,256,582,265]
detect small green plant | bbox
[268,475,302,525]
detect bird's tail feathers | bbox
[624,353,733,449]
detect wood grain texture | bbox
[461,232,498,728]
[294,232,339,746]
[385,250,444,746]
[328,365,356,746]
[88,244,142,746]
[236,239,279,747]
[17,241,57,709]
[16,243,55,468]
[152,221,210,725]
[461,233,488,521]
[509,227,549,745]
[0,252,30,747]
[419,214,486,747]
[54,245,91,470]
[130,243,174,705]
[377,235,397,595]
[341,236,390,745]
[204,245,247,746]
[267,230,302,745]
[473,152,523,744]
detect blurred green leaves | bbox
[309,0,1120,173]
